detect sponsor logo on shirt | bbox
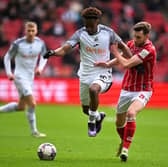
[23,54,36,58]
[85,46,106,55]
[139,49,149,59]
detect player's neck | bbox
[135,40,147,47]
[26,38,34,43]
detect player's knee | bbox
[127,109,136,119]
[89,85,100,96]
[116,118,126,127]
[29,101,36,108]
[32,102,36,108]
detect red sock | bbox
[117,126,125,140]
[123,121,136,149]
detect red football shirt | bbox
[122,39,157,91]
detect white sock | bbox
[95,111,101,121]
[0,102,18,112]
[26,107,37,133]
[88,110,97,123]
[122,147,128,154]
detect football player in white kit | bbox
[0,21,47,137]
[43,7,132,137]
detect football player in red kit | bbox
[95,21,157,161]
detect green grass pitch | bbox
[0,104,168,167]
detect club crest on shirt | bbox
[94,36,98,41]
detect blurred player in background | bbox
[95,21,156,161]
[43,7,132,137]
[0,21,47,137]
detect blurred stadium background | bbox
[0,0,168,107]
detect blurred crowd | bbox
[0,0,168,81]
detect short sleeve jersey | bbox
[122,39,157,91]
[66,24,122,83]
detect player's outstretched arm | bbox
[43,44,72,59]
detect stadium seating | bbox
[2,19,22,42]
[41,21,54,32]
[144,11,165,32]
[40,35,65,50]
[0,46,8,57]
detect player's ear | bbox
[35,27,38,35]
[35,30,38,35]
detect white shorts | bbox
[80,80,112,106]
[117,89,152,114]
[14,77,33,98]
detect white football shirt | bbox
[66,24,122,83]
[4,36,47,80]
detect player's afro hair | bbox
[81,7,102,19]
[133,21,151,34]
